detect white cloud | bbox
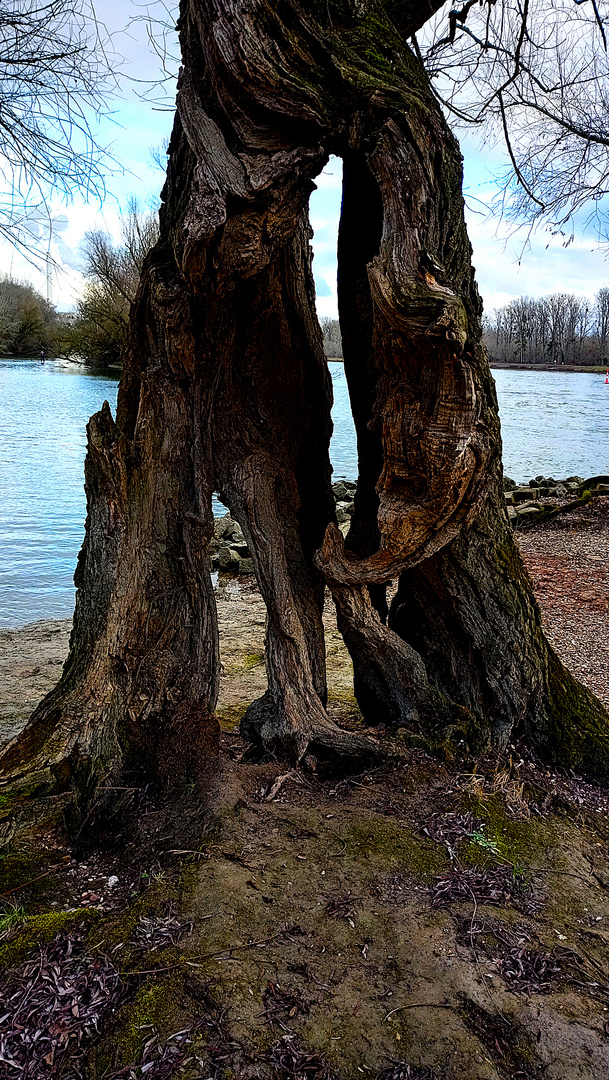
[460,130,609,313]
[466,211,609,314]
[310,157,341,316]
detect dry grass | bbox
[458,765,531,818]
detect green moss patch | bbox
[216,703,248,731]
[460,792,554,868]
[0,908,98,968]
[0,850,44,892]
[109,974,186,1066]
[337,816,449,880]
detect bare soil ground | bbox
[2,504,609,1078]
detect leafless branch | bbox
[0,0,119,258]
[419,0,609,232]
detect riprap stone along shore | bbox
[210,475,609,574]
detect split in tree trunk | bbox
[1,0,608,815]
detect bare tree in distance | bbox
[0,0,117,257]
[418,0,609,236]
[486,288,608,364]
[0,275,57,355]
[595,286,609,361]
[83,198,160,304]
[320,317,343,359]
[69,198,159,366]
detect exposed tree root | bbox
[241,689,387,766]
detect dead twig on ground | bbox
[376,1060,441,1080]
[268,1039,337,1079]
[384,1003,455,1021]
[431,866,538,914]
[0,932,126,1077]
[131,903,193,951]
[262,981,310,1030]
[325,893,361,925]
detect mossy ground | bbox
[1,744,609,1078]
[3,574,609,1076]
[0,907,99,967]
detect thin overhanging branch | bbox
[573,0,607,51]
[499,90,546,207]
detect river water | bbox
[2,358,609,627]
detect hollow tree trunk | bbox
[318,39,609,776]
[1,0,608,809]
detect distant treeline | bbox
[484,290,609,366]
[321,292,609,368]
[321,317,343,359]
[0,202,159,368]
[11,258,605,372]
[68,199,158,368]
[0,277,62,357]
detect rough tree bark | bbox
[1,0,608,809]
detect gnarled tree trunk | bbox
[1,0,608,811]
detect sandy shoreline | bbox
[0,576,359,749]
[2,498,609,748]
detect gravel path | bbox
[517,496,609,707]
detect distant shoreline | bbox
[7,355,606,375]
[489,363,607,373]
[326,359,607,373]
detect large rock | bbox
[335,500,354,524]
[214,514,245,545]
[217,546,241,572]
[332,480,357,502]
[583,475,609,490]
[517,505,544,521]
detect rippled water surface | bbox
[2,359,609,626]
[1,360,120,627]
[493,368,609,482]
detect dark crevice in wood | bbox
[337,149,386,621]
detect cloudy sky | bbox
[5,0,609,319]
